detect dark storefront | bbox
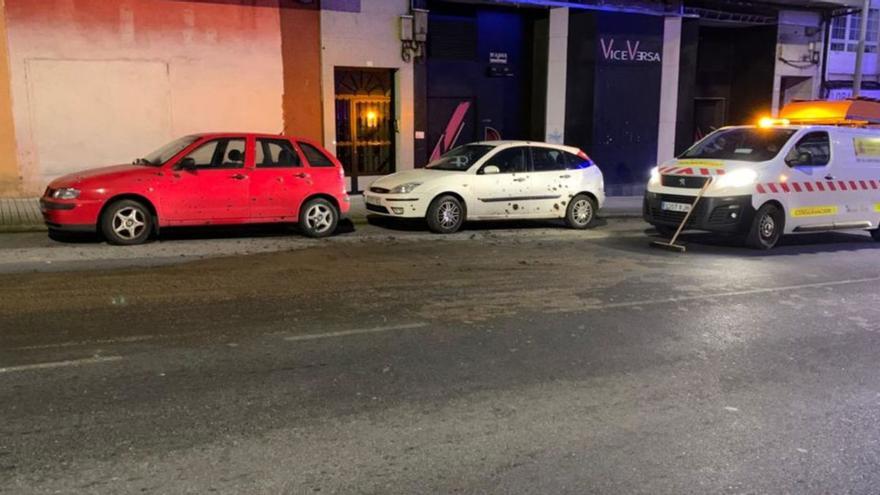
[417,2,548,167]
[565,10,664,195]
[681,22,776,148]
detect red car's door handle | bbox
[294,172,310,179]
[230,173,247,180]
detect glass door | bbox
[334,68,395,192]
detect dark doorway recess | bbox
[421,1,547,166]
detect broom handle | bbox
[668,177,713,246]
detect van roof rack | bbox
[778,98,880,127]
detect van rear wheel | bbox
[746,203,784,250]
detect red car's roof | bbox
[189,132,319,142]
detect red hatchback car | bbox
[41,133,350,245]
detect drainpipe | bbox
[853,0,870,98]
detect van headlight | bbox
[648,167,660,186]
[714,169,757,189]
[52,187,80,199]
[390,182,422,194]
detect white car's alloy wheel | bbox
[571,198,593,226]
[437,200,461,230]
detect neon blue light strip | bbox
[489,0,683,17]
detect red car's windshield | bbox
[139,135,200,166]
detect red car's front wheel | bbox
[100,199,153,245]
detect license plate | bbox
[365,195,381,206]
[661,201,692,213]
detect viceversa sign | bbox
[599,37,661,63]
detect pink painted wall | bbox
[6,0,286,192]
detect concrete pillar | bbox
[0,0,19,196]
[544,7,568,144]
[656,16,681,164]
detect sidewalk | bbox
[0,198,42,233]
[0,195,643,233]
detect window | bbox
[143,135,199,166]
[831,10,879,53]
[256,139,300,168]
[530,147,568,172]
[299,142,335,167]
[565,152,593,170]
[680,128,797,162]
[426,144,495,171]
[785,131,830,167]
[482,147,528,174]
[180,138,246,169]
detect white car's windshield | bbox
[426,144,495,171]
[139,135,200,166]
[680,128,797,163]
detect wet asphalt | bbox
[1,218,880,494]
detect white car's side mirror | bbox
[482,165,500,175]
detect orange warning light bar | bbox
[778,98,880,127]
[758,117,790,128]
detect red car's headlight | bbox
[51,188,80,200]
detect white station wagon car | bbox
[363,141,605,233]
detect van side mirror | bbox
[177,157,196,171]
[482,165,500,175]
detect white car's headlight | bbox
[648,167,660,186]
[52,187,80,200]
[390,182,422,194]
[714,169,757,189]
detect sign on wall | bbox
[598,37,661,64]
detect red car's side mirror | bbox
[177,157,196,171]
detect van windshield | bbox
[680,128,797,162]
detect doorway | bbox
[334,68,396,192]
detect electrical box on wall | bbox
[400,15,413,42]
[413,9,428,43]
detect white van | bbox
[644,120,880,249]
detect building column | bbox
[0,0,19,196]
[656,15,681,164]
[544,7,568,144]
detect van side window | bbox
[786,132,830,167]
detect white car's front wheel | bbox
[426,195,464,234]
[565,194,597,229]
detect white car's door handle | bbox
[824,174,835,180]
[559,174,571,179]
[513,177,527,182]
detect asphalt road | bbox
[2,218,880,494]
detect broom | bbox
[650,177,714,253]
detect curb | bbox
[0,211,644,234]
[0,224,47,234]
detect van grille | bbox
[661,175,709,189]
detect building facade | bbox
[825,0,880,98]
[0,0,851,198]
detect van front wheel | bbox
[746,203,784,250]
[871,228,880,241]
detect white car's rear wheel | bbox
[565,194,597,229]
